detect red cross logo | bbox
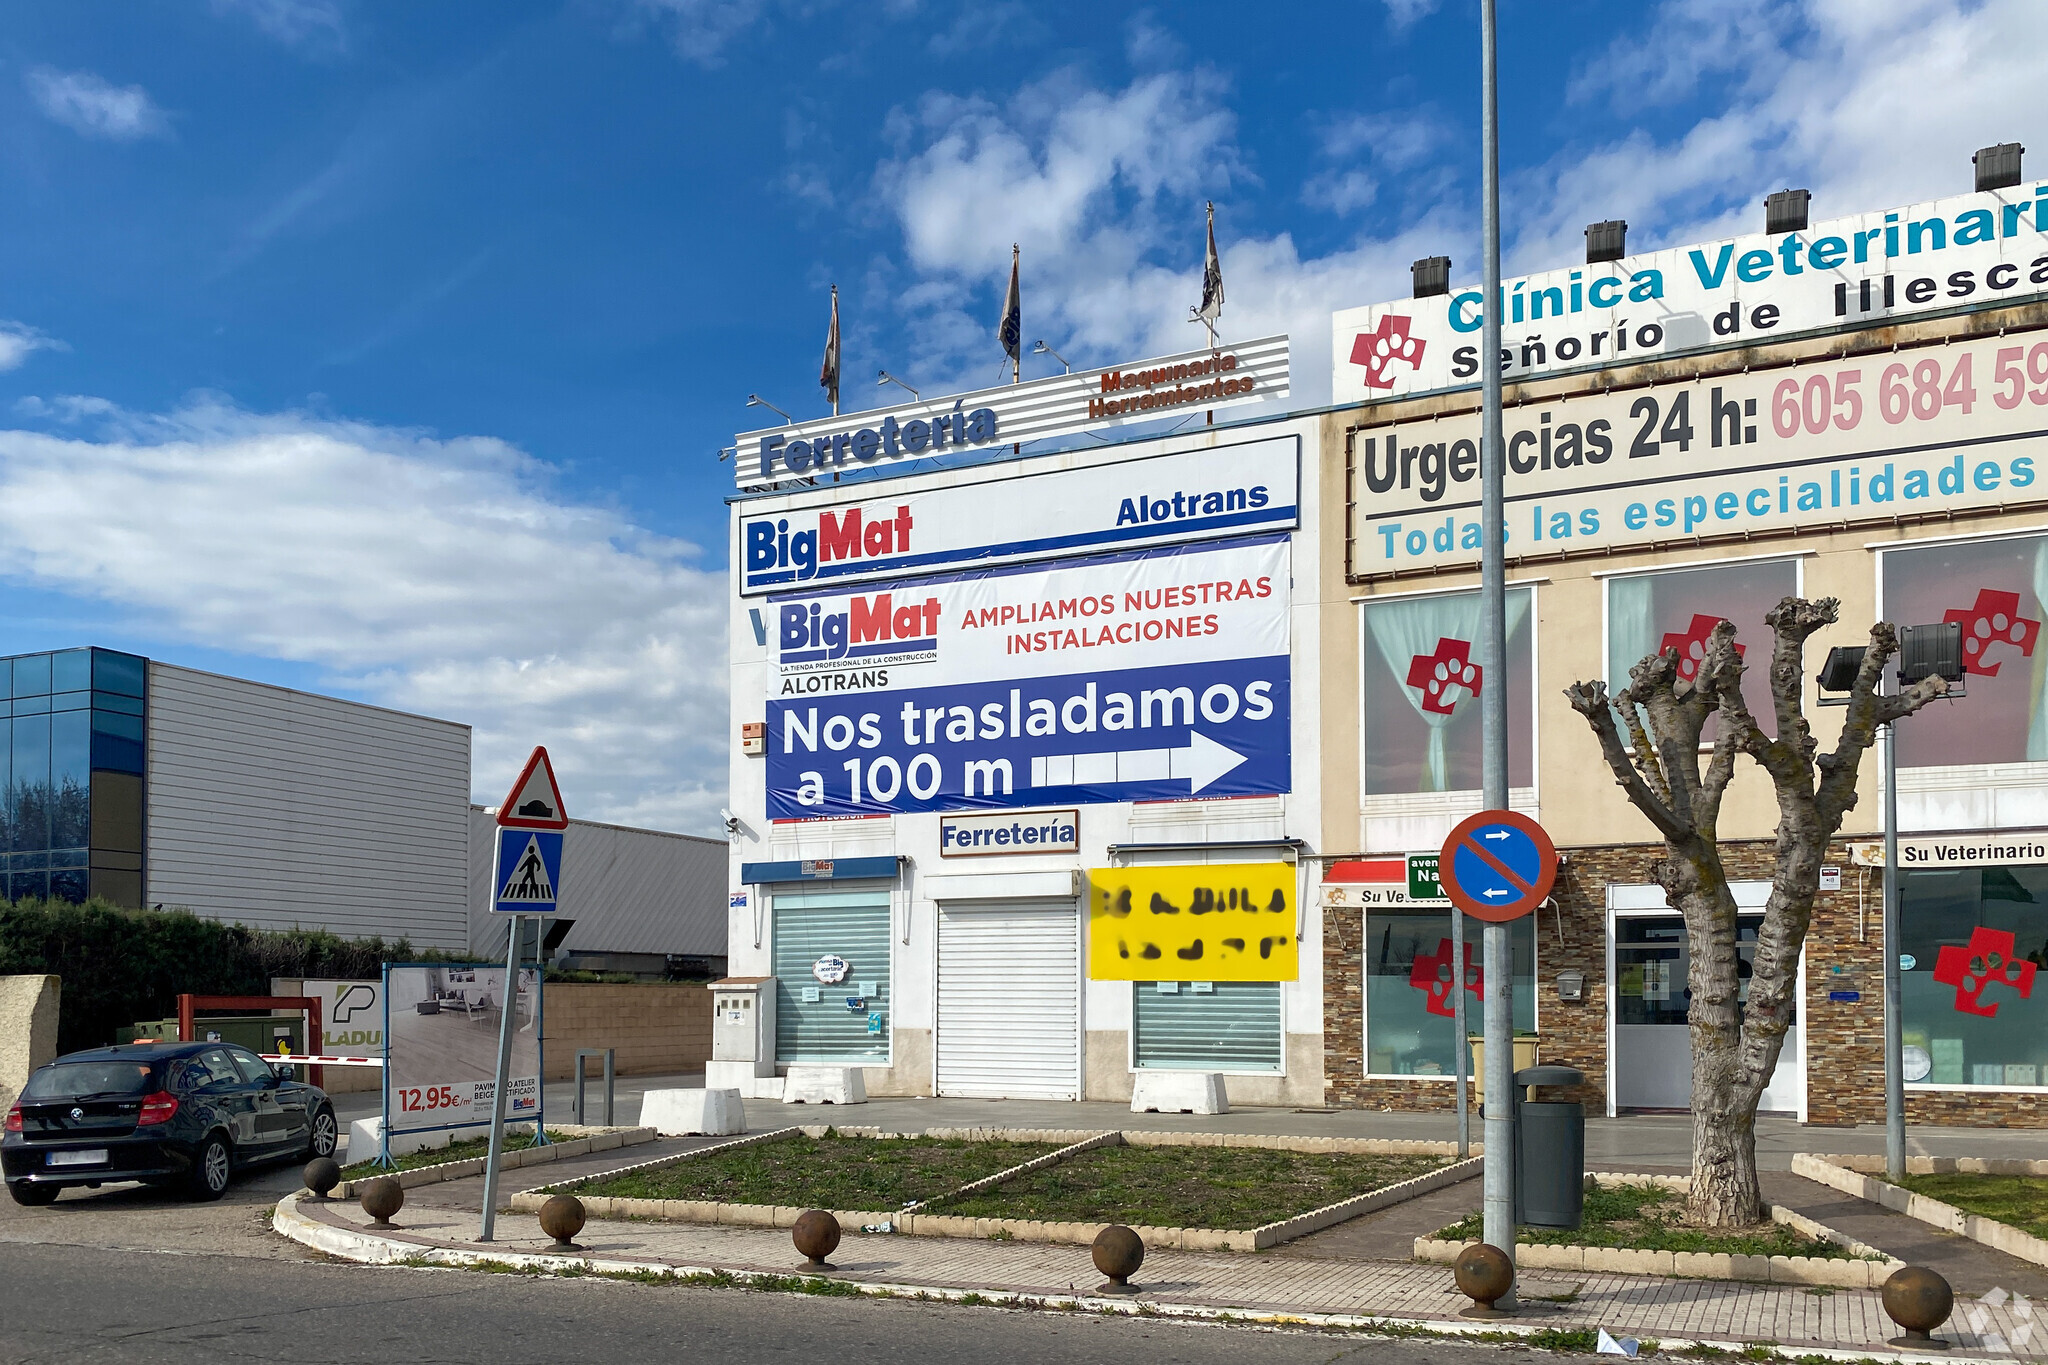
[1942,588,2040,678]
[1931,926,2038,1018]
[1659,613,1744,684]
[1409,937,1482,1018]
[1349,313,1426,390]
[1406,637,1481,716]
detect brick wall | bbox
[1323,838,2048,1128]
[542,982,712,1080]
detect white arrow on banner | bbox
[1029,730,1249,796]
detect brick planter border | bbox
[332,1124,657,1199]
[1792,1152,2048,1271]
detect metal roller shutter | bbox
[1133,981,1283,1072]
[936,899,1079,1099]
[772,887,893,1064]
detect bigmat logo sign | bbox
[1333,181,2048,403]
[765,537,1290,819]
[739,436,1297,596]
[1349,328,2048,578]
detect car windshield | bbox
[22,1060,158,1100]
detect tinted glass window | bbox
[11,653,50,698]
[51,651,89,692]
[1362,586,1535,795]
[90,650,147,698]
[176,1051,234,1089]
[227,1048,274,1085]
[23,1060,156,1099]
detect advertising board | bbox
[735,335,1289,488]
[301,979,383,1052]
[383,965,540,1133]
[738,435,1297,595]
[1349,328,2048,578]
[1085,863,1299,981]
[1332,181,2048,403]
[764,535,1290,818]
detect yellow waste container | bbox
[1466,1034,1540,1106]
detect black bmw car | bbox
[3,1041,338,1204]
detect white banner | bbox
[302,979,382,1053]
[736,336,1288,489]
[1350,328,2048,578]
[1852,832,2048,867]
[1333,181,2048,403]
[384,966,541,1132]
[738,436,1297,596]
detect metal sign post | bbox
[477,912,522,1242]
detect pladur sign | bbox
[765,536,1290,819]
[1351,328,2048,578]
[738,435,1297,595]
[1332,181,2048,404]
[735,335,1288,489]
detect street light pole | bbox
[1883,709,1905,1180]
[1477,0,1517,1276]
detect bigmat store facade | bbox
[723,339,1338,1103]
[1323,168,2048,1127]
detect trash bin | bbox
[1514,1064,1585,1229]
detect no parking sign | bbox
[1438,809,1558,922]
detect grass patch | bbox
[1434,1184,1870,1260]
[931,1144,1446,1230]
[339,1129,571,1179]
[571,1132,1060,1210]
[1893,1172,2048,1240]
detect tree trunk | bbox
[1689,1069,1762,1226]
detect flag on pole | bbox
[1192,201,1223,345]
[998,244,1021,381]
[820,284,841,414]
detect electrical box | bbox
[740,722,765,756]
[711,976,775,1072]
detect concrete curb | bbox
[333,1126,658,1199]
[1794,1152,2048,1272]
[267,1192,1967,1365]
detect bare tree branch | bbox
[1564,679,1689,841]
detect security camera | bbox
[720,808,741,835]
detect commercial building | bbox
[1322,153,2048,1127]
[0,647,724,967]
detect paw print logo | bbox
[1658,614,1743,683]
[1943,588,2040,679]
[1932,926,2038,1018]
[1406,637,1481,716]
[1349,313,1427,390]
[1409,937,1481,1018]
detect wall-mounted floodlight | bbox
[1584,222,1627,264]
[746,394,792,423]
[1410,256,1451,298]
[1975,142,2024,193]
[1031,340,1071,373]
[1765,188,1811,236]
[877,369,920,400]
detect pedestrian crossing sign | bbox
[493,827,564,914]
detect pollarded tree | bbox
[1564,598,1946,1227]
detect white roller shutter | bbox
[936,899,1079,1100]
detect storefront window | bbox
[1881,535,2047,769]
[1615,914,1791,1023]
[1900,865,2048,1088]
[1364,910,1534,1077]
[1607,558,1797,731]
[1362,587,1533,795]
[771,886,892,1065]
[1132,981,1282,1072]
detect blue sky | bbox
[0,0,2041,832]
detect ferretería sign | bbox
[1349,328,2048,578]
[1332,181,2048,404]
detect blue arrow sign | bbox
[493,827,563,915]
[1439,810,1556,922]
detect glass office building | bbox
[0,648,147,907]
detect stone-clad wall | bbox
[1323,838,2048,1128]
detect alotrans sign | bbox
[1350,327,2048,578]
[1333,180,2048,404]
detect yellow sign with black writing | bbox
[1086,863,1298,981]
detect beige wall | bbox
[0,975,60,1112]
[542,982,712,1080]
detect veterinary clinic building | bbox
[722,338,1335,1104]
[1321,159,2048,1127]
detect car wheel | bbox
[188,1135,233,1201]
[306,1105,338,1160]
[7,1182,60,1207]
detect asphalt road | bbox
[0,1176,1513,1364]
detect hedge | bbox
[0,898,449,1055]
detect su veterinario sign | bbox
[763,535,1291,819]
[1333,180,2048,404]
[382,965,541,1134]
[738,434,1298,595]
[1350,327,2048,578]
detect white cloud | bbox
[630,0,767,66]
[1383,0,1437,30]
[1301,169,1378,216]
[0,322,65,373]
[25,68,170,142]
[210,0,346,50]
[0,397,728,834]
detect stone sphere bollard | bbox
[359,1176,404,1229]
[539,1195,587,1250]
[1092,1224,1145,1294]
[793,1209,841,1270]
[1882,1265,1955,1345]
[1453,1242,1516,1318]
[302,1157,341,1202]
